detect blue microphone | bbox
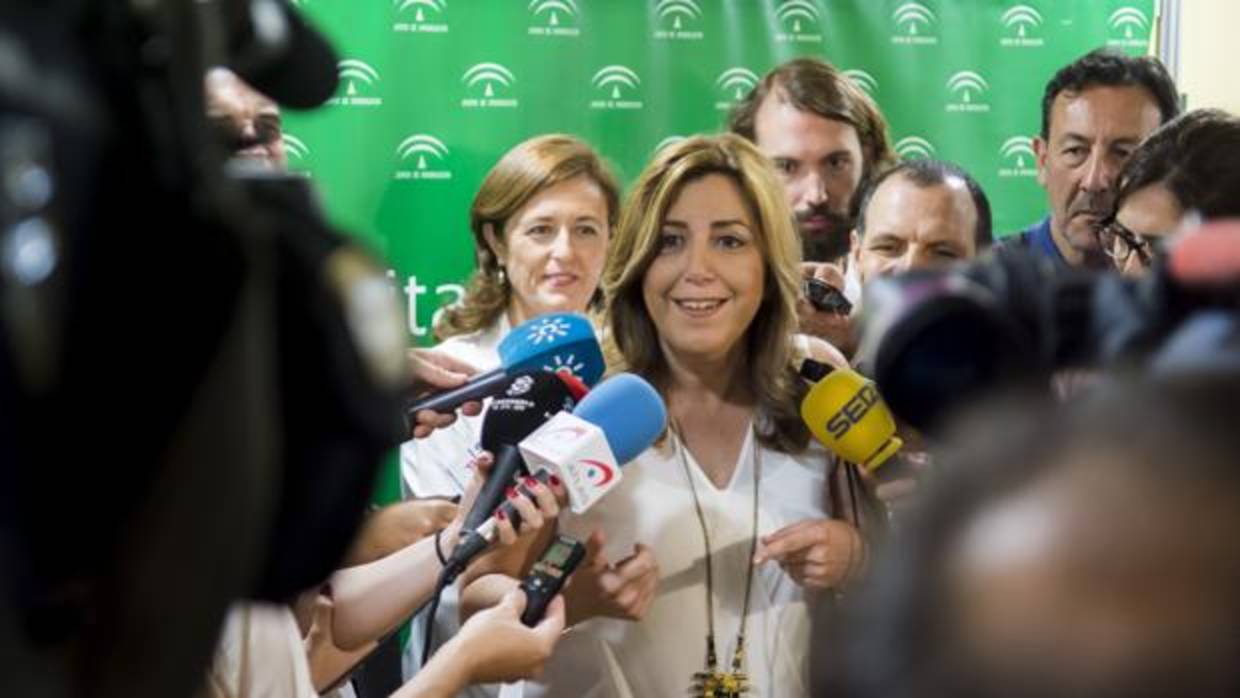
[407,313,604,417]
[570,372,668,463]
[443,373,666,578]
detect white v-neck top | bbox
[526,427,832,698]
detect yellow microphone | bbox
[800,359,903,473]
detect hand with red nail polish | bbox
[453,472,567,591]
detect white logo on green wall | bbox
[843,69,879,97]
[891,2,938,45]
[1000,5,1045,47]
[461,63,518,109]
[393,0,449,34]
[1107,6,1149,49]
[776,0,823,44]
[529,0,581,37]
[654,0,704,41]
[895,136,937,160]
[999,136,1038,178]
[283,134,310,161]
[590,65,643,110]
[329,60,383,107]
[395,134,452,180]
[946,71,991,113]
[714,67,759,110]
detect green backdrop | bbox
[282,0,1156,499]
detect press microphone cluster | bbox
[421,372,665,666]
[406,313,605,419]
[456,370,589,539]
[443,372,667,581]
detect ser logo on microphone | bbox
[825,383,880,440]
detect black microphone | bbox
[446,373,667,579]
[456,372,582,537]
[405,312,604,419]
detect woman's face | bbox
[489,175,611,324]
[1110,183,1183,276]
[642,173,766,367]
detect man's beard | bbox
[798,206,853,262]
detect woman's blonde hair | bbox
[435,134,620,340]
[603,133,810,452]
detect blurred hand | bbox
[797,262,855,357]
[409,348,484,439]
[870,450,932,516]
[300,589,346,691]
[438,450,496,556]
[452,588,565,683]
[754,518,864,590]
[345,498,460,566]
[564,530,659,625]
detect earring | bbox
[496,266,508,286]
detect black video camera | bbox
[853,244,1240,433]
[0,2,407,695]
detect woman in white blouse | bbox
[400,134,621,688]
[464,133,866,697]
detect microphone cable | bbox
[421,551,468,667]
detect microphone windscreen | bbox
[479,372,579,452]
[572,373,667,463]
[498,313,605,388]
[801,367,903,472]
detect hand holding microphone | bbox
[798,262,856,356]
[425,372,667,666]
[406,313,604,420]
[405,313,603,439]
[407,348,484,438]
[799,358,904,472]
[438,366,585,578]
[800,358,928,519]
[437,449,568,589]
[444,372,667,580]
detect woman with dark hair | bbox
[1103,108,1240,275]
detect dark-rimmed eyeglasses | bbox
[1099,216,1156,268]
